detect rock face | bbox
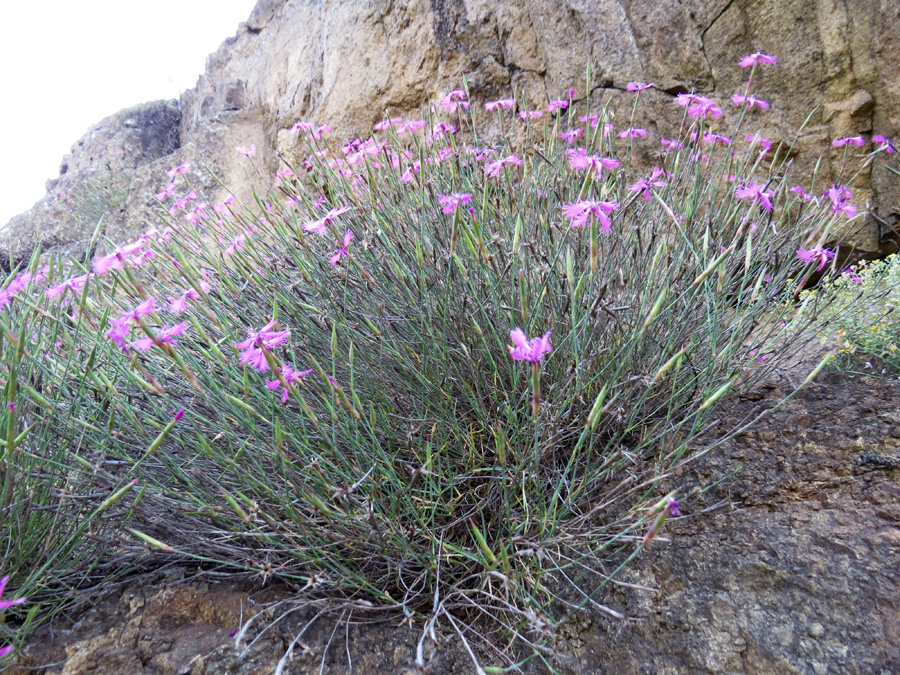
[3,0,900,266]
[0,101,181,267]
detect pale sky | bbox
[0,0,259,228]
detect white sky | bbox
[0,0,259,228]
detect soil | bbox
[6,362,900,675]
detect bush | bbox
[798,254,900,372]
[0,55,885,668]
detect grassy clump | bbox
[0,68,877,668]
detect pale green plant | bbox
[798,255,899,370]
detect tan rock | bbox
[3,0,900,267]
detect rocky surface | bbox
[0,101,181,267]
[564,367,900,674]
[3,0,900,270]
[9,365,900,674]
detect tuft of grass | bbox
[0,65,884,668]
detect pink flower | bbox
[789,186,817,202]
[223,233,247,256]
[832,135,865,148]
[168,288,200,313]
[739,52,778,68]
[731,94,770,109]
[676,94,722,119]
[33,265,49,285]
[562,199,619,232]
[238,347,269,371]
[46,273,91,300]
[824,184,856,218]
[626,81,654,92]
[660,138,684,152]
[629,167,668,201]
[484,98,516,111]
[0,576,26,613]
[435,90,469,112]
[842,268,862,284]
[618,127,647,139]
[328,230,354,265]
[289,121,332,139]
[303,205,352,236]
[484,154,523,177]
[643,496,680,546]
[131,250,156,267]
[430,122,457,139]
[107,317,131,350]
[236,320,290,372]
[560,128,583,143]
[438,192,473,214]
[463,147,498,163]
[134,323,187,352]
[374,117,403,131]
[873,134,896,154]
[735,182,775,212]
[156,183,177,201]
[546,100,569,113]
[796,247,835,271]
[235,144,257,157]
[236,320,290,351]
[519,110,543,120]
[567,148,620,178]
[121,297,158,323]
[396,119,426,134]
[92,239,145,275]
[0,576,25,660]
[266,364,313,403]
[0,270,36,309]
[166,163,191,179]
[745,134,772,154]
[508,328,552,363]
[703,132,732,146]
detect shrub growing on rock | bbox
[0,53,887,668]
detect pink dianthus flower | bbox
[546,100,568,113]
[508,328,552,363]
[832,135,865,148]
[266,364,313,403]
[484,154,523,177]
[437,192,473,214]
[732,94,769,109]
[735,182,775,212]
[618,127,647,139]
[562,199,619,232]
[484,98,516,111]
[134,323,187,352]
[303,206,352,236]
[566,148,620,178]
[739,52,778,68]
[796,247,835,271]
